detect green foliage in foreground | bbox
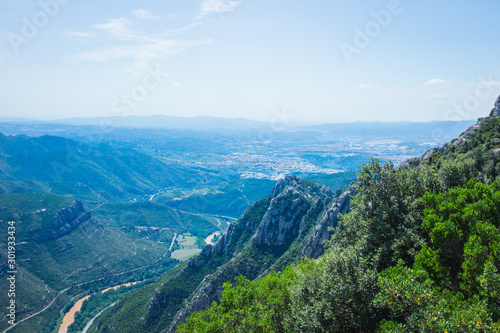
[375,180,500,332]
[417,181,500,296]
[375,264,500,332]
[178,157,500,332]
[178,269,295,333]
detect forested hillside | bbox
[0,133,222,201]
[93,176,341,333]
[177,112,500,331]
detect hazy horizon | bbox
[0,113,480,128]
[1,0,500,123]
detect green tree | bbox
[285,247,379,333]
[331,158,443,270]
[415,180,500,296]
[375,180,500,331]
[177,268,296,333]
[375,264,500,332]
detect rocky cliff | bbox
[302,185,355,259]
[148,176,336,332]
[32,200,91,241]
[251,180,316,247]
[401,95,500,169]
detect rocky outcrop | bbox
[166,175,335,333]
[166,270,227,332]
[271,175,304,196]
[251,182,310,247]
[184,194,271,269]
[302,186,355,259]
[400,118,487,168]
[32,201,91,242]
[147,288,190,320]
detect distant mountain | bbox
[301,120,477,138]
[0,133,225,201]
[0,115,476,136]
[46,115,269,130]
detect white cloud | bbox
[198,0,242,19]
[73,39,214,62]
[64,31,96,38]
[93,17,135,40]
[72,30,214,77]
[133,9,158,20]
[420,77,500,103]
[161,22,203,37]
[82,16,196,76]
[425,78,446,85]
[172,83,182,87]
[69,7,218,77]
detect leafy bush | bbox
[178,268,295,333]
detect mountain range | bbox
[0,115,476,137]
[0,133,227,201]
[0,96,498,332]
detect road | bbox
[81,302,117,333]
[168,233,177,251]
[2,287,70,333]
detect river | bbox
[204,231,220,245]
[58,281,141,333]
[58,295,91,333]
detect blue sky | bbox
[1,0,500,124]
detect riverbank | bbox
[58,281,142,333]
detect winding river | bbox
[58,281,141,333]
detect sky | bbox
[1,0,500,125]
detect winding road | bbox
[81,302,117,333]
[2,288,70,333]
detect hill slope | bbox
[99,95,500,333]
[0,193,223,333]
[176,97,500,332]
[93,176,347,332]
[0,133,220,201]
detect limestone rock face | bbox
[165,175,335,333]
[251,185,310,247]
[271,175,303,196]
[302,186,355,259]
[33,200,91,242]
